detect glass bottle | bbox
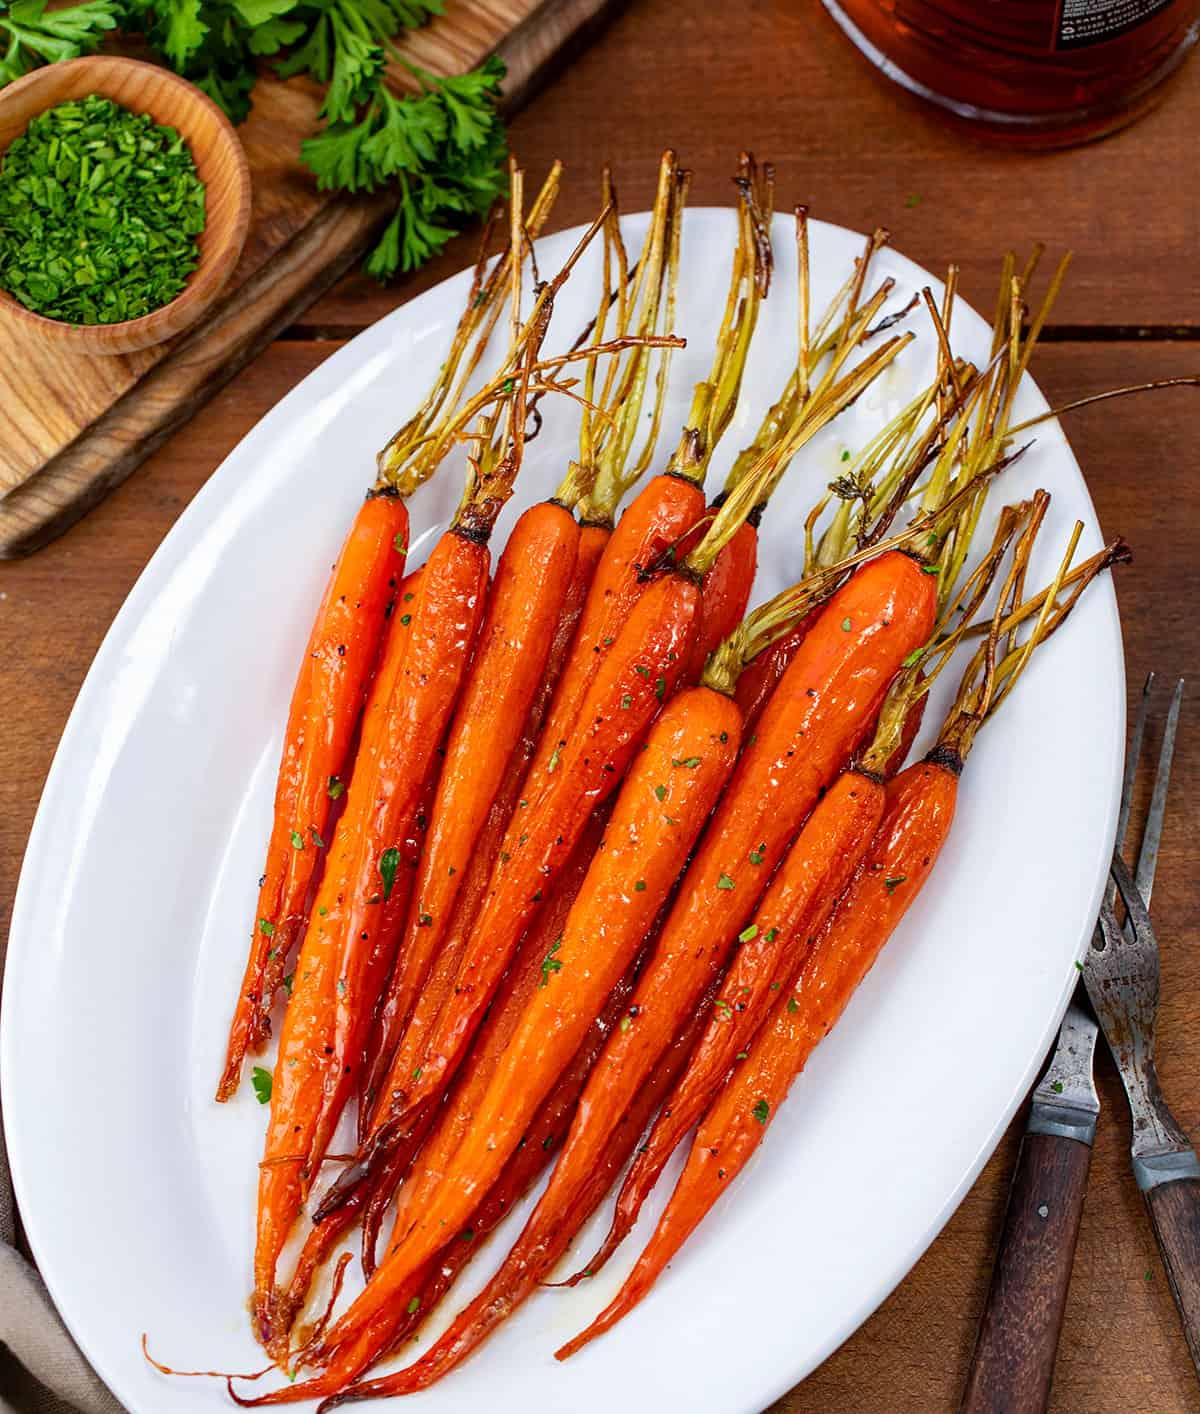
[822,0,1200,146]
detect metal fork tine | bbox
[1135,677,1183,909]
[1109,852,1155,945]
[1108,671,1155,909]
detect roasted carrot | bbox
[253,517,492,1349]
[358,808,609,1274]
[357,519,607,1141]
[216,170,567,1103]
[557,758,956,1358]
[533,153,771,771]
[574,764,884,1279]
[355,158,684,1141]
[348,165,685,1166]
[371,501,577,1089]
[556,503,1126,1358]
[218,490,409,1104]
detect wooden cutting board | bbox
[0,0,621,558]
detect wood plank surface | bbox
[306,0,1200,333]
[2,339,1197,1413]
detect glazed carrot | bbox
[534,154,770,771]
[218,490,409,1102]
[574,764,884,1279]
[217,170,568,1102]
[556,504,1123,1358]
[322,990,717,1405]
[357,520,608,1140]
[683,516,759,681]
[331,687,740,1318]
[371,500,578,1090]
[732,610,819,731]
[253,519,492,1349]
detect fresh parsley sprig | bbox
[302,57,507,277]
[0,0,122,85]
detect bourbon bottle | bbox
[822,0,1200,146]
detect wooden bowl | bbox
[0,56,252,356]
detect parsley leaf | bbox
[251,1065,273,1104]
[0,0,121,85]
[379,845,401,901]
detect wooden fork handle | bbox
[960,1132,1092,1414]
[1144,1174,1200,1379]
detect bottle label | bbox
[1057,0,1175,50]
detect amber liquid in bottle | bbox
[823,0,1200,145]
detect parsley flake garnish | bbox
[251,1066,272,1105]
[379,845,401,901]
[540,937,563,987]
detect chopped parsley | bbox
[751,1099,770,1124]
[378,845,401,901]
[540,937,563,987]
[251,1066,272,1105]
[717,873,735,890]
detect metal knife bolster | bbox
[1027,1001,1101,1146]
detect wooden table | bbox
[2,4,1197,1410]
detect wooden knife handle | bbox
[960,1132,1092,1414]
[1144,1176,1200,1377]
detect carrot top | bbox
[662,152,775,490]
[562,151,688,525]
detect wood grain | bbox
[0,57,251,356]
[306,0,1200,333]
[0,0,622,553]
[1144,1177,1200,1381]
[960,1134,1093,1414]
[1,340,1198,1412]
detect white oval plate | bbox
[2,212,1122,1414]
